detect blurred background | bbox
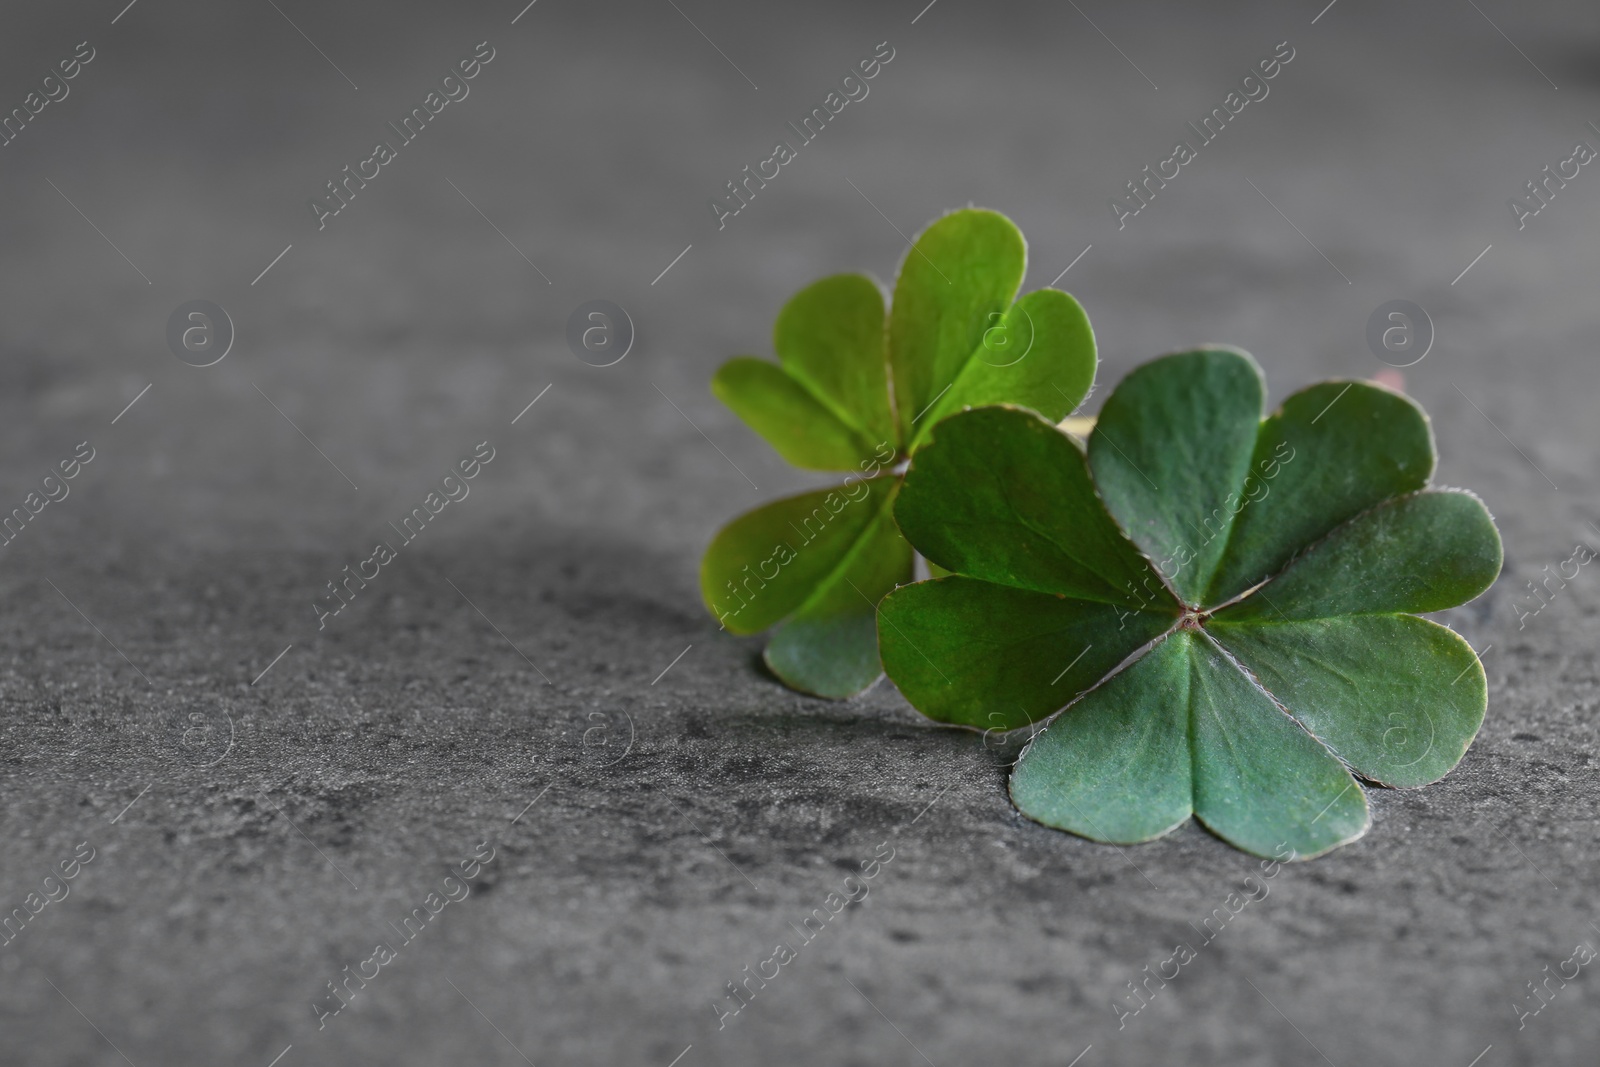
[0,0,1597,1063]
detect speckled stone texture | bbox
[1,0,1597,1064]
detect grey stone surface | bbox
[1,0,1598,1063]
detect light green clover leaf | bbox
[701,208,1097,697]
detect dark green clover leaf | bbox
[879,348,1501,858]
[701,208,1097,698]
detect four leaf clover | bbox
[700,208,1097,697]
[878,348,1502,858]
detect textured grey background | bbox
[0,0,1597,1064]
